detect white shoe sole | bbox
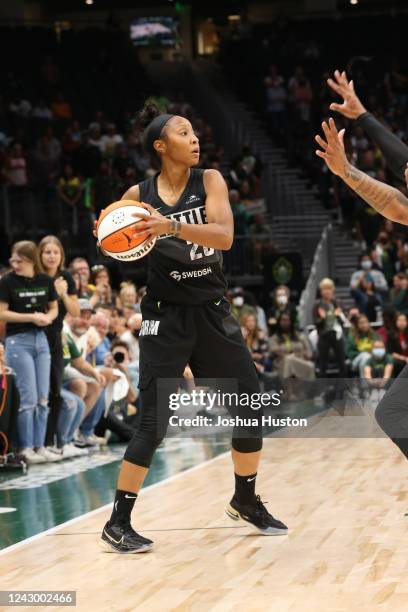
[225,503,288,536]
[99,539,152,554]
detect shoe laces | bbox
[254,495,270,518]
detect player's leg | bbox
[190,299,288,535]
[375,363,408,457]
[101,298,195,553]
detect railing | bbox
[298,223,333,329]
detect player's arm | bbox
[132,170,234,250]
[315,118,408,226]
[328,70,408,182]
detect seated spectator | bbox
[346,315,380,378]
[88,312,111,367]
[352,273,383,322]
[69,258,96,299]
[229,189,252,236]
[373,232,397,286]
[229,286,256,321]
[378,307,397,345]
[386,313,408,376]
[117,281,137,311]
[269,312,315,381]
[313,278,347,378]
[90,264,114,307]
[95,339,139,442]
[60,330,106,449]
[243,292,268,334]
[364,339,394,389]
[240,313,271,373]
[350,252,388,303]
[390,272,408,316]
[267,285,297,334]
[120,313,142,362]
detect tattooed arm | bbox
[315,118,408,225]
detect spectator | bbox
[354,274,383,322]
[386,313,408,377]
[117,281,137,311]
[264,65,287,143]
[378,307,397,345]
[57,163,83,234]
[364,339,394,389]
[51,92,72,121]
[390,272,408,316]
[0,241,58,463]
[346,315,380,378]
[269,311,315,380]
[4,142,27,188]
[95,339,139,442]
[60,329,106,449]
[267,285,296,334]
[229,286,256,321]
[313,278,347,378]
[88,312,111,367]
[350,253,388,295]
[90,264,114,308]
[240,313,271,373]
[229,189,252,236]
[39,235,80,451]
[120,313,142,362]
[69,258,96,299]
[100,123,123,159]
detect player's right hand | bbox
[327,70,367,120]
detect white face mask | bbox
[361,260,372,270]
[276,295,288,305]
[233,296,244,307]
[372,348,386,359]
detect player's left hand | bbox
[315,118,348,178]
[131,202,170,239]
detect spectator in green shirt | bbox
[364,339,394,389]
[346,314,380,377]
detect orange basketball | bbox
[96,200,157,262]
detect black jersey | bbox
[139,169,227,304]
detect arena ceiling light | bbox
[85,0,94,4]
[350,0,359,4]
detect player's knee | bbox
[124,432,164,468]
[232,437,263,453]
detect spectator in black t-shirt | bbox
[0,241,58,464]
[313,278,347,378]
[39,235,80,451]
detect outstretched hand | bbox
[327,70,367,120]
[315,118,348,178]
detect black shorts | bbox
[137,295,262,440]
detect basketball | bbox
[96,200,157,262]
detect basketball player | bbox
[315,115,408,468]
[99,105,288,553]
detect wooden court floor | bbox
[1,434,408,612]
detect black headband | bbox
[143,114,174,155]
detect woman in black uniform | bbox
[100,105,288,553]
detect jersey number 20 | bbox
[190,243,214,260]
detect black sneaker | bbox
[225,495,288,535]
[100,521,153,553]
